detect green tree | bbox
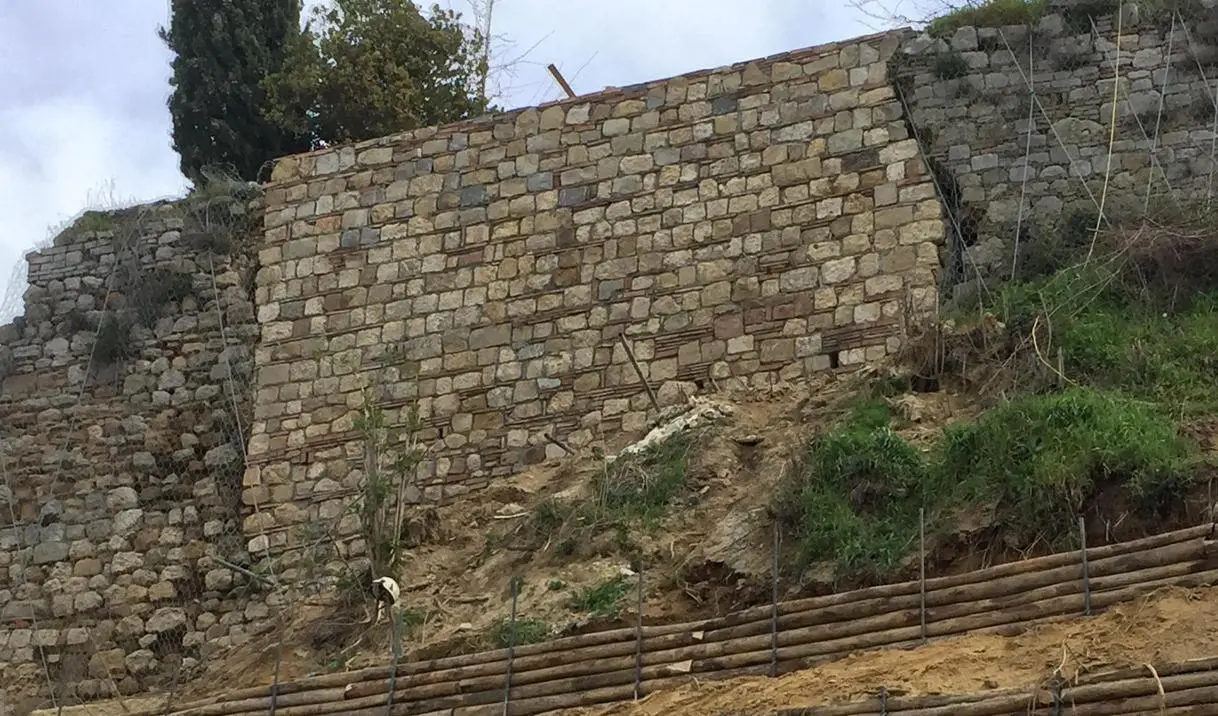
[263,0,491,148]
[160,0,311,183]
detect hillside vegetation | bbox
[148,206,1218,701]
[776,203,1218,585]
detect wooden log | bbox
[332,555,1205,711]
[235,567,1218,716]
[1064,669,1218,704]
[147,526,1216,716]
[338,541,1210,704]
[710,538,1210,642]
[174,558,1218,716]
[1068,685,1218,715]
[1075,656,1218,685]
[719,524,1212,627]
[155,524,1214,716]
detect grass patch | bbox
[569,576,631,618]
[938,389,1196,539]
[927,0,1048,37]
[997,235,1218,416]
[593,433,695,523]
[526,432,699,559]
[68,210,118,234]
[779,388,1197,581]
[488,617,552,648]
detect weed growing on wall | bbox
[926,0,1048,37]
[92,315,133,366]
[353,386,428,584]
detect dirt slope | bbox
[575,585,1218,715]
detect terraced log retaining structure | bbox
[111,524,1217,715]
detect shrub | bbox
[938,389,1196,542]
[92,316,132,366]
[131,268,195,326]
[780,389,1196,581]
[927,0,1049,37]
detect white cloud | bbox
[0,0,879,320]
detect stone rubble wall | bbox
[0,199,276,711]
[248,29,945,564]
[894,1,1218,291]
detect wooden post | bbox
[547,64,576,99]
[919,507,927,644]
[633,569,644,700]
[618,335,661,414]
[502,578,519,715]
[1080,516,1092,616]
[770,521,780,677]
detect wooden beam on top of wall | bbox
[547,63,577,99]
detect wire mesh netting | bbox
[0,174,281,713]
[891,2,1218,305]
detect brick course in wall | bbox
[247,29,946,561]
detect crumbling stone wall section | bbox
[0,199,275,711]
[893,0,1218,292]
[249,29,946,562]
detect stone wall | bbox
[0,198,274,712]
[894,1,1218,291]
[248,29,946,562]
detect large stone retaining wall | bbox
[245,29,946,560]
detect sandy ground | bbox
[575,586,1218,715]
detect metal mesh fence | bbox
[889,1,1218,305]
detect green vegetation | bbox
[92,316,133,366]
[593,434,696,523]
[68,210,118,234]
[263,0,492,148]
[926,0,1048,37]
[488,617,553,648]
[160,0,310,182]
[131,269,196,326]
[780,206,1217,583]
[781,389,1196,581]
[353,388,427,582]
[569,576,632,618]
[933,53,970,80]
[525,432,698,563]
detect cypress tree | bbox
[160,0,310,183]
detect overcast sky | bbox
[0,1,885,320]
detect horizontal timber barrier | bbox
[123,524,1218,716]
[776,655,1218,714]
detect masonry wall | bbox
[895,1,1218,290]
[0,200,274,712]
[248,29,946,562]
